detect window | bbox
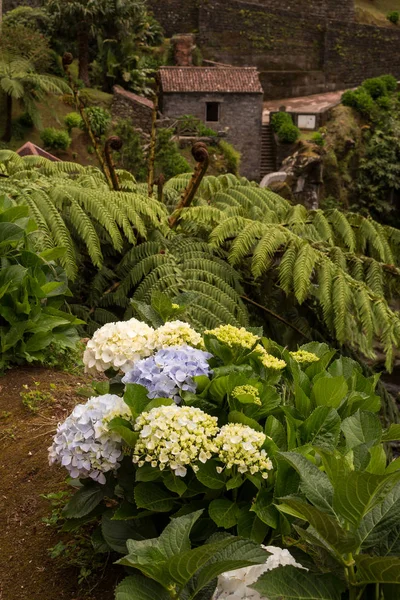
[206,102,220,122]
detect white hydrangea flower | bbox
[133,405,218,477]
[48,394,131,484]
[154,320,203,350]
[213,545,306,600]
[214,424,272,479]
[83,318,156,374]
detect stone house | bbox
[112,85,154,134]
[158,66,264,180]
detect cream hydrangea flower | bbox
[133,405,219,477]
[214,424,272,479]
[154,320,203,350]
[205,324,259,350]
[213,545,306,600]
[290,349,319,364]
[254,345,286,370]
[232,385,261,406]
[83,318,156,374]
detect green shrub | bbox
[114,119,147,181]
[0,194,81,371]
[17,112,34,128]
[362,77,388,99]
[387,10,399,24]
[155,128,191,180]
[40,128,71,150]
[277,122,300,144]
[342,87,377,119]
[270,111,293,133]
[219,140,241,175]
[64,112,82,135]
[80,106,111,138]
[376,95,391,110]
[310,131,325,147]
[380,74,398,92]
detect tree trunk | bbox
[2,94,12,142]
[77,26,90,87]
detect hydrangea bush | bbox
[50,302,400,600]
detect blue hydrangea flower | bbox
[122,345,212,401]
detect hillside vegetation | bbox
[355,0,400,25]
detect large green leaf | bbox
[357,482,400,548]
[124,383,151,417]
[355,555,400,584]
[265,415,287,450]
[134,482,176,512]
[101,510,147,554]
[167,538,236,587]
[63,484,106,519]
[193,538,269,595]
[279,452,334,513]
[158,510,203,558]
[252,565,345,599]
[237,508,269,543]
[341,410,382,449]
[251,488,279,528]
[300,407,341,451]
[311,376,348,409]
[209,499,240,528]
[277,498,357,553]
[382,424,400,442]
[115,574,170,600]
[0,221,25,245]
[195,459,226,490]
[333,471,400,527]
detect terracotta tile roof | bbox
[159,67,263,94]
[16,141,60,161]
[113,85,154,108]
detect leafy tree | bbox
[0,22,53,72]
[0,57,70,141]
[45,0,150,87]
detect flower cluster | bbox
[205,324,259,350]
[83,319,156,374]
[254,345,286,370]
[122,345,212,401]
[48,395,131,484]
[133,405,219,477]
[290,349,319,364]
[154,320,203,350]
[214,424,272,479]
[232,385,261,406]
[213,546,306,600]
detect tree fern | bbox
[94,236,249,331]
[0,151,168,278]
[167,173,400,369]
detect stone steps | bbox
[260,124,277,177]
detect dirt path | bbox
[0,367,118,600]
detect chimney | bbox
[171,34,196,66]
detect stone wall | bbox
[324,21,400,86]
[161,92,263,180]
[111,86,154,133]
[199,0,325,72]
[148,0,198,37]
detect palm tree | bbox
[0,56,71,141]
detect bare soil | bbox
[0,367,118,600]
